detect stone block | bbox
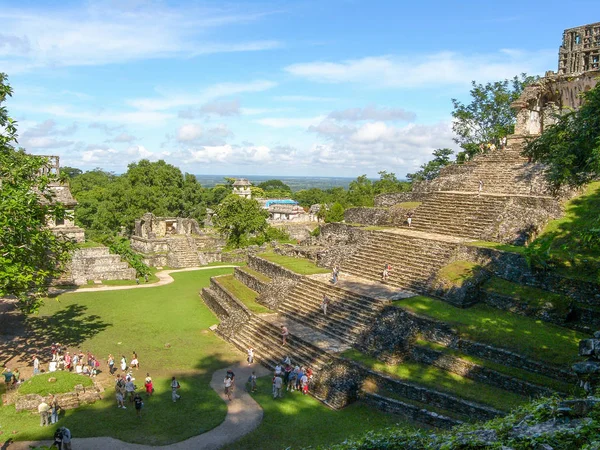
[55,392,79,410]
[14,394,43,412]
[73,384,85,393]
[579,339,596,356]
[78,390,101,404]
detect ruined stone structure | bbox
[66,247,136,285]
[40,156,85,243]
[559,22,600,75]
[232,178,252,199]
[131,212,225,268]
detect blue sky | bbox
[1,0,596,178]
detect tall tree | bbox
[0,73,73,313]
[373,171,411,194]
[213,195,268,248]
[406,148,454,182]
[451,74,535,158]
[347,175,374,207]
[524,82,600,190]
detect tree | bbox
[347,175,374,207]
[451,74,535,158]
[257,179,292,193]
[406,148,454,182]
[0,73,74,313]
[325,202,345,223]
[213,195,268,248]
[60,166,82,179]
[373,171,410,194]
[524,82,600,190]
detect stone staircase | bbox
[166,236,200,268]
[278,278,389,345]
[69,247,136,285]
[341,231,457,292]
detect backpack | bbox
[54,429,63,441]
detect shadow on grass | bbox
[0,304,111,365]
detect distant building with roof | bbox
[232,178,252,199]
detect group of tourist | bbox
[272,357,312,399]
[114,370,153,417]
[2,365,21,389]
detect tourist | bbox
[2,367,13,389]
[136,277,140,285]
[171,376,181,402]
[247,347,254,365]
[407,212,412,227]
[33,355,40,375]
[134,393,143,418]
[381,266,389,282]
[144,373,154,397]
[12,367,20,387]
[38,400,51,426]
[49,394,59,424]
[478,180,484,195]
[301,372,309,395]
[60,426,72,450]
[248,371,257,393]
[296,367,304,391]
[281,325,289,346]
[120,355,127,372]
[272,373,283,399]
[125,377,136,402]
[144,273,149,283]
[72,352,79,368]
[116,389,126,409]
[501,136,507,149]
[274,363,282,376]
[64,352,72,371]
[331,265,340,284]
[288,367,298,391]
[108,354,115,375]
[321,294,330,315]
[52,427,64,448]
[131,351,139,369]
[224,375,233,401]
[283,363,292,387]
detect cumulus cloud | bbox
[175,123,233,146]
[285,50,554,88]
[179,99,241,119]
[106,132,136,143]
[177,124,204,142]
[328,105,416,122]
[254,115,325,128]
[19,119,77,149]
[177,142,298,167]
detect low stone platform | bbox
[308,272,414,301]
[373,227,476,244]
[259,313,351,353]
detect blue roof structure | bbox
[264,199,298,208]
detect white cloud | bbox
[107,132,136,143]
[19,119,77,150]
[329,105,416,122]
[274,95,337,102]
[0,4,281,72]
[177,124,203,142]
[255,115,325,128]
[285,50,554,88]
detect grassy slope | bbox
[19,371,93,395]
[341,349,526,412]
[437,261,481,286]
[258,253,330,275]
[224,376,410,450]
[238,266,271,283]
[0,268,240,445]
[395,296,586,366]
[216,275,271,314]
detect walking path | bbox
[3,361,270,450]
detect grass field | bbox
[18,371,93,395]
[224,376,411,450]
[0,267,240,445]
[258,253,330,275]
[394,296,586,366]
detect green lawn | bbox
[437,261,481,286]
[481,277,572,316]
[394,296,586,366]
[238,266,272,283]
[215,275,271,314]
[396,201,422,209]
[224,376,411,450]
[466,241,528,254]
[257,253,330,275]
[19,371,93,395]
[414,340,573,394]
[0,267,240,445]
[341,349,527,412]
[101,266,160,286]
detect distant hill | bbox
[194,174,370,191]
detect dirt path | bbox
[3,362,270,450]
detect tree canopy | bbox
[452,74,535,159]
[212,195,269,247]
[406,148,454,182]
[524,82,600,190]
[0,73,74,313]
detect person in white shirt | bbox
[171,376,181,402]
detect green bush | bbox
[104,237,150,276]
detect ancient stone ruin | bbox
[130,212,225,268]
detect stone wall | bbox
[247,255,300,309]
[344,207,393,226]
[200,276,252,338]
[234,267,269,294]
[247,255,302,282]
[374,192,430,207]
[10,381,103,412]
[273,243,322,262]
[316,223,370,269]
[269,222,319,241]
[69,247,136,284]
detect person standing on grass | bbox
[108,354,115,375]
[116,389,126,409]
[131,351,139,369]
[144,373,154,397]
[171,376,181,402]
[272,373,283,399]
[301,372,309,395]
[125,377,136,403]
[120,355,127,372]
[134,393,143,418]
[33,355,40,375]
[38,400,50,426]
[49,394,59,424]
[281,325,289,346]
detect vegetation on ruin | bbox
[224,379,408,450]
[215,275,271,313]
[395,295,585,365]
[257,252,330,275]
[341,349,527,411]
[524,181,600,282]
[18,371,94,396]
[524,82,600,190]
[0,74,74,314]
[437,261,482,287]
[324,396,600,450]
[467,240,528,254]
[406,148,454,182]
[414,340,573,393]
[451,74,536,160]
[238,266,272,283]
